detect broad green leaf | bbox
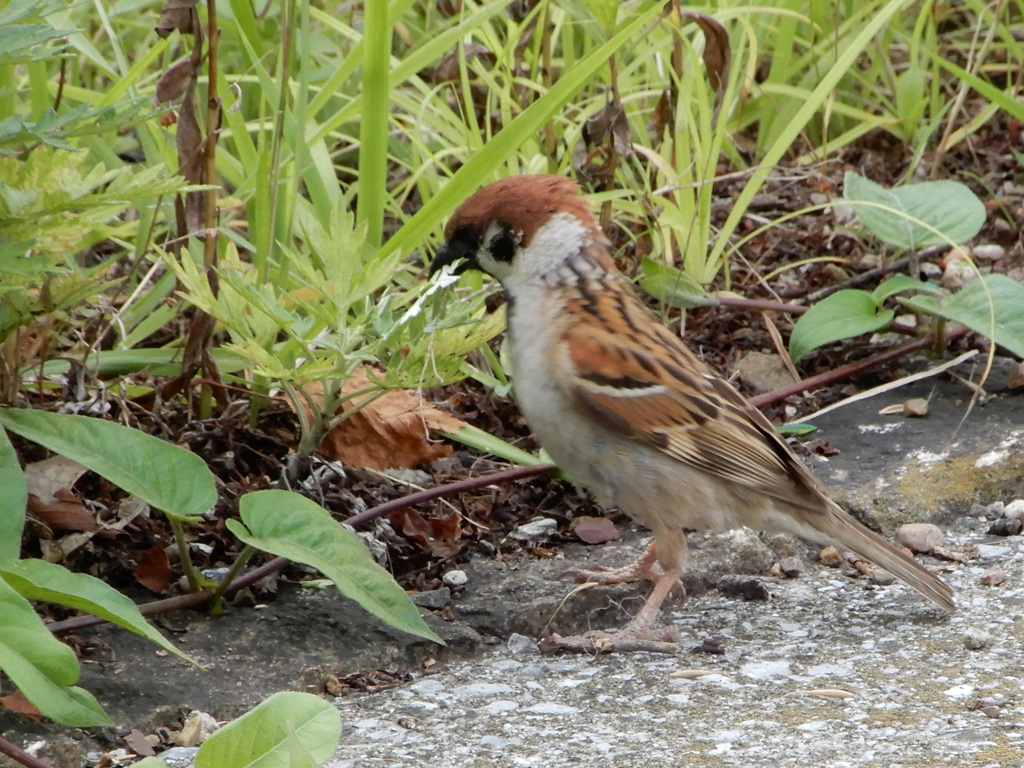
[286,719,320,768]
[871,275,944,304]
[0,428,26,561]
[195,691,341,768]
[843,172,986,249]
[228,490,443,644]
[0,560,195,665]
[0,410,215,521]
[638,257,713,309]
[0,575,112,726]
[789,289,894,362]
[901,274,1024,358]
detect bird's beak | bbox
[429,240,474,278]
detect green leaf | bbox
[440,424,548,468]
[789,289,894,361]
[843,171,986,249]
[0,410,216,521]
[871,274,944,304]
[0,575,112,726]
[894,65,927,124]
[228,490,443,644]
[901,274,1024,358]
[0,427,26,562]
[638,257,713,309]
[195,691,341,768]
[0,560,195,665]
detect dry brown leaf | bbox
[26,490,97,533]
[682,11,731,91]
[135,545,172,593]
[155,0,200,38]
[125,728,157,757]
[154,57,196,106]
[0,690,43,721]
[23,456,88,503]
[391,507,462,558]
[303,368,467,470]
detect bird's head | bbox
[429,175,610,290]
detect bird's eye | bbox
[488,227,518,263]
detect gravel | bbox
[325,529,1024,768]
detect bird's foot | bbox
[539,623,680,655]
[561,563,661,586]
[561,541,662,586]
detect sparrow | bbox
[430,174,955,652]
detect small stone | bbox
[442,569,468,587]
[729,350,798,394]
[987,517,1023,537]
[902,397,929,417]
[809,192,829,206]
[507,633,538,656]
[201,567,232,584]
[411,587,451,609]
[892,314,917,331]
[1004,499,1024,518]
[156,747,200,767]
[832,202,856,223]
[941,257,975,291]
[979,566,1005,587]
[963,627,992,650]
[855,253,883,271]
[718,575,770,601]
[974,543,1011,560]
[972,244,1005,261]
[897,523,945,553]
[779,556,804,578]
[983,501,1005,519]
[510,517,558,542]
[919,262,942,279]
[1008,362,1024,391]
[384,468,432,485]
[870,568,896,586]
[176,711,218,747]
[819,546,841,566]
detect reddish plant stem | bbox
[0,736,54,768]
[749,328,966,409]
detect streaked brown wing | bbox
[564,314,823,511]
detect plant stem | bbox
[208,544,258,610]
[168,517,201,593]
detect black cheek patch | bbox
[488,227,518,263]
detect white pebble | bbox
[443,569,468,587]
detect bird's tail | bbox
[823,503,955,612]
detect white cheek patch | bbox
[503,212,593,291]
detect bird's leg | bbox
[541,531,688,654]
[620,538,687,633]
